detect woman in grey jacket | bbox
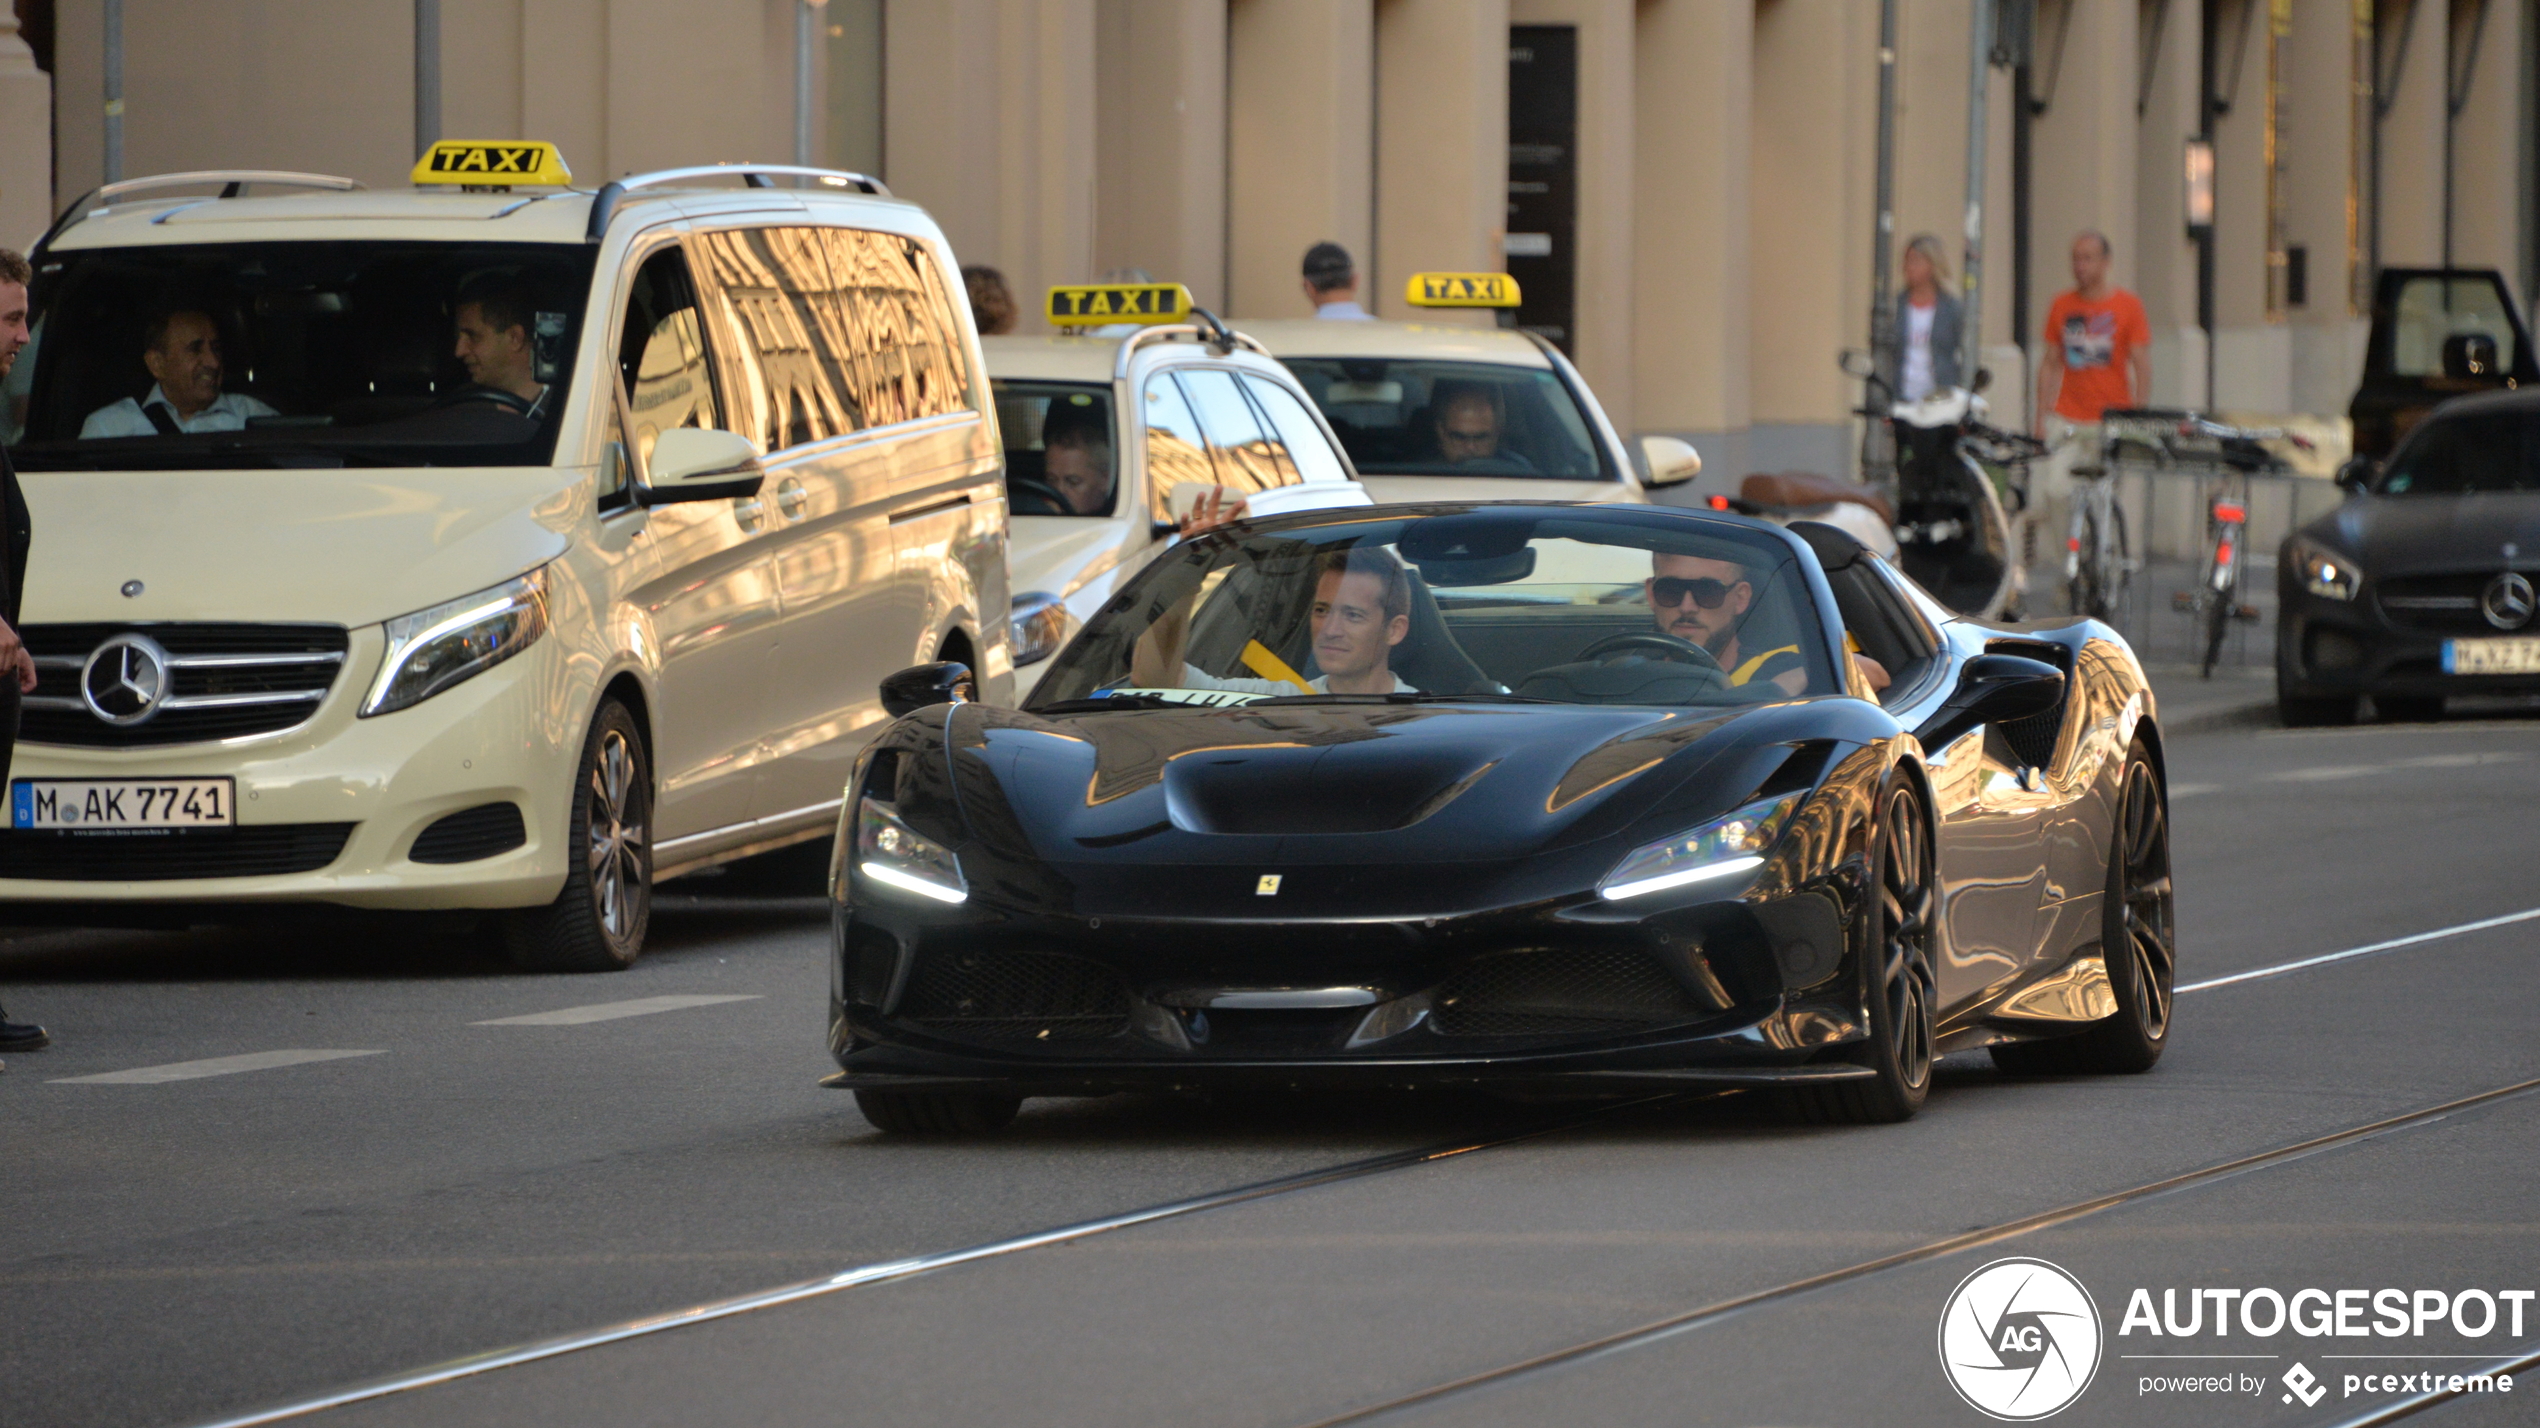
[1890,234,1963,400]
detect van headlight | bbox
[1599,793,1802,901]
[2290,539,2358,601]
[360,568,549,716]
[1010,591,1070,667]
[856,797,968,904]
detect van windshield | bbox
[3,241,597,469]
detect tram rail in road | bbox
[179,903,2540,1428]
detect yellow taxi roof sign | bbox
[1404,272,1521,309]
[1046,282,1192,328]
[411,141,574,187]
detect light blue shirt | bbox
[1313,300,1374,321]
[81,385,278,439]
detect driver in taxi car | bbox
[1646,552,1889,696]
[1131,542,1419,696]
[453,276,552,419]
[80,307,278,437]
[1039,400,1115,515]
[1430,381,1534,472]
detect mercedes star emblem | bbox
[2482,572,2537,631]
[80,633,173,726]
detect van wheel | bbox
[506,700,651,972]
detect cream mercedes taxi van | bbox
[0,143,1008,969]
[1241,272,1701,507]
[988,283,1368,696]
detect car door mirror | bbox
[880,661,976,719]
[1911,654,2064,755]
[638,428,766,506]
[2334,454,2377,494]
[1637,434,1702,486]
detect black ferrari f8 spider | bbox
[824,504,2174,1133]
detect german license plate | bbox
[11,778,236,829]
[2443,638,2540,675]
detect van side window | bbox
[1142,371,1215,527]
[1241,374,1351,485]
[691,226,852,452]
[616,245,721,493]
[1178,368,1300,497]
[821,229,976,426]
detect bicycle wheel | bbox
[2066,505,2104,618]
[2103,501,2132,622]
[2201,571,2234,678]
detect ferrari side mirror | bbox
[1912,654,2064,755]
[880,661,976,719]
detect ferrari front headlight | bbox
[1599,793,1802,901]
[2291,540,2359,602]
[856,797,968,904]
[361,568,549,716]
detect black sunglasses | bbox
[1649,576,1739,609]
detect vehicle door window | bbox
[1241,374,1352,486]
[994,380,1114,516]
[1839,559,1944,706]
[1178,368,1298,497]
[690,225,852,451]
[2389,275,2520,378]
[615,245,721,495]
[1141,370,1216,527]
[822,228,976,427]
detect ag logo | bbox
[1937,1257,2102,1420]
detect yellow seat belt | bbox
[1239,639,1315,694]
[1729,644,1800,686]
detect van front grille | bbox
[18,623,349,747]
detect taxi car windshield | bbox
[4,241,596,469]
[993,380,1116,516]
[2374,409,2540,495]
[1028,511,1837,709]
[1280,358,1611,480]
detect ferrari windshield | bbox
[4,241,595,469]
[1280,358,1612,480]
[1029,509,1838,709]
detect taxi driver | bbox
[1039,400,1114,515]
[1432,382,1513,466]
[452,276,550,417]
[1132,546,1417,696]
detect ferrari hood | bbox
[2311,492,2540,575]
[948,700,1778,867]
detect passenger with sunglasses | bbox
[1643,553,1809,696]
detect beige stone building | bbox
[10,0,2537,483]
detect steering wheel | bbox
[431,383,537,417]
[1573,630,1724,670]
[1006,477,1071,516]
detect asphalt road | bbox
[4,700,2536,1428]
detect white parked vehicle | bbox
[0,142,1008,968]
[987,286,1369,696]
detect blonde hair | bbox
[1903,234,1951,284]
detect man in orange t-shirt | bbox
[2036,230,2151,431]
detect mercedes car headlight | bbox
[1599,793,1802,901]
[856,797,968,904]
[2291,540,2358,602]
[361,568,549,717]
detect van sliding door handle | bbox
[776,479,810,521]
[732,497,765,531]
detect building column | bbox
[1370,0,1507,325]
[1227,0,1373,319]
[887,0,1097,331]
[2134,0,2205,408]
[1631,0,1748,488]
[0,9,51,250]
[2024,0,2142,404]
[2280,0,2371,417]
[1510,0,1632,428]
[1094,0,1228,308]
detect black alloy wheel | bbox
[1792,775,1937,1124]
[1993,743,2175,1075]
[505,700,652,972]
[854,1088,1023,1135]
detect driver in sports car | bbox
[1647,552,1889,696]
[1131,542,1420,696]
[451,276,552,421]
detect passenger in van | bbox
[451,276,552,419]
[1040,400,1115,515]
[80,308,277,438]
[1430,382,1533,472]
[1131,546,1419,696]
[1643,553,1889,697]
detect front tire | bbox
[1791,775,1936,1124]
[1992,744,2174,1075]
[854,1089,1023,1135]
[505,700,651,972]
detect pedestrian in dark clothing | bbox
[1888,234,1964,400]
[0,247,48,1064]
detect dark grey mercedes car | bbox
[2278,388,2540,724]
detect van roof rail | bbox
[1112,312,1269,381]
[584,165,891,240]
[31,170,365,259]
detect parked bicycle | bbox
[2061,435,2132,623]
[2118,413,2315,678]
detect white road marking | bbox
[51,1049,386,1085]
[2179,905,2540,993]
[2168,782,2224,797]
[2267,764,2384,782]
[471,994,761,1027]
[2393,752,2530,769]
